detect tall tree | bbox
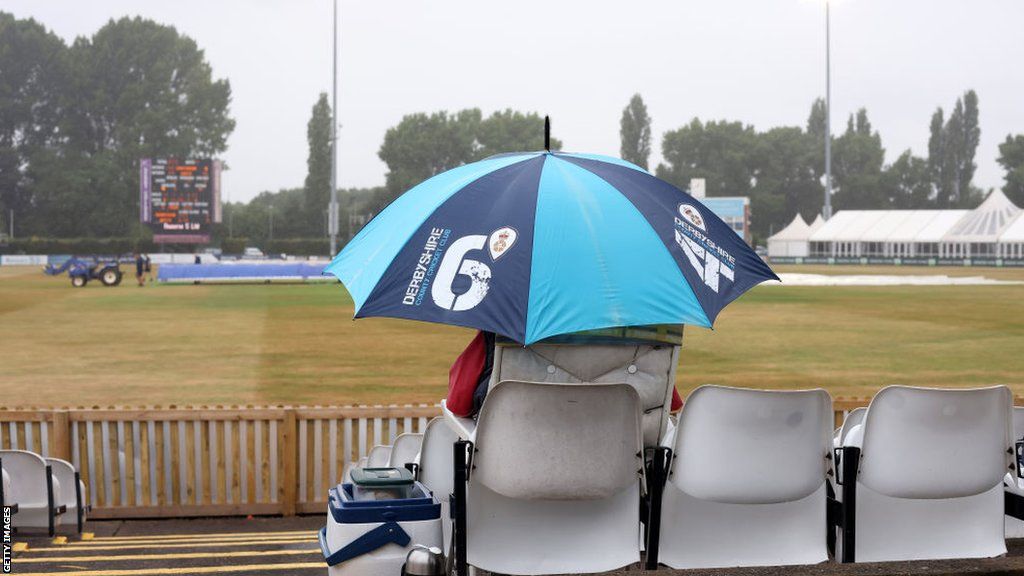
[806,98,827,147]
[619,94,651,169]
[947,90,981,205]
[997,135,1024,206]
[304,93,332,236]
[831,109,885,209]
[927,108,949,206]
[475,109,558,158]
[377,108,560,204]
[882,150,932,209]
[749,126,822,237]
[378,109,481,197]
[0,13,68,236]
[657,119,758,197]
[927,90,981,208]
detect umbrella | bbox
[324,151,778,344]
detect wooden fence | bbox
[0,405,437,518]
[0,397,1015,519]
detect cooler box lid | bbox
[329,481,440,524]
[350,467,414,487]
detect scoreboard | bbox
[139,158,222,243]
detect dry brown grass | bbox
[1,264,1022,407]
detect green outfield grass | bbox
[1,264,1022,408]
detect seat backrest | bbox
[492,343,678,448]
[671,386,832,504]
[859,385,1013,499]
[366,445,392,468]
[389,433,423,469]
[419,418,458,500]
[45,458,78,507]
[473,380,642,501]
[839,407,867,445]
[0,450,49,503]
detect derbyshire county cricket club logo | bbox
[678,204,705,230]
[674,203,735,293]
[488,227,517,260]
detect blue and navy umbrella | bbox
[325,151,778,344]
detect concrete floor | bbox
[10,516,324,575]
[10,518,1024,575]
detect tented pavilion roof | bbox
[914,211,971,242]
[809,210,970,243]
[768,214,812,241]
[999,207,1024,242]
[942,189,1021,243]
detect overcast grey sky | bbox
[5,0,1023,203]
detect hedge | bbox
[0,237,331,256]
[0,237,160,255]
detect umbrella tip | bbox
[544,115,550,152]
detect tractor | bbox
[44,257,123,287]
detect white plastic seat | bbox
[1005,406,1024,538]
[388,433,423,470]
[465,380,644,575]
[0,450,64,534]
[342,456,369,483]
[658,385,832,569]
[1,466,15,514]
[835,407,866,448]
[418,417,460,553]
[46,458,87,533]
[844,385,1013,562]
[366,445,392,468]
[490,342,679,448]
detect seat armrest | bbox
[440,399,477,441]
[54,504,67,515]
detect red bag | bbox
[671,387,683,412]
[447,331,488,417]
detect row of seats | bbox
[0,449,89,536]
[362,382,1019,574]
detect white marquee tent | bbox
[767,214,813,258]
[999,212,1024,259]
[939,189,1021,258]
[771,190,1024,260]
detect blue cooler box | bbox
[320,480,443,576]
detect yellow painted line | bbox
[85,529,312,541]
[14,548,319,563]
[72,534,314,547]
[24,538,315,552]
[12,542,28,552]
[51,536,68,545]
[13,561,325,576]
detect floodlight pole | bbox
[328,0,340,256]
[823,0,833,221]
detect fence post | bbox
[282,409,297,516]
[50,411,71,461]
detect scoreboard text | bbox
[139,158,222,243]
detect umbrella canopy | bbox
[325,151,777,344]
